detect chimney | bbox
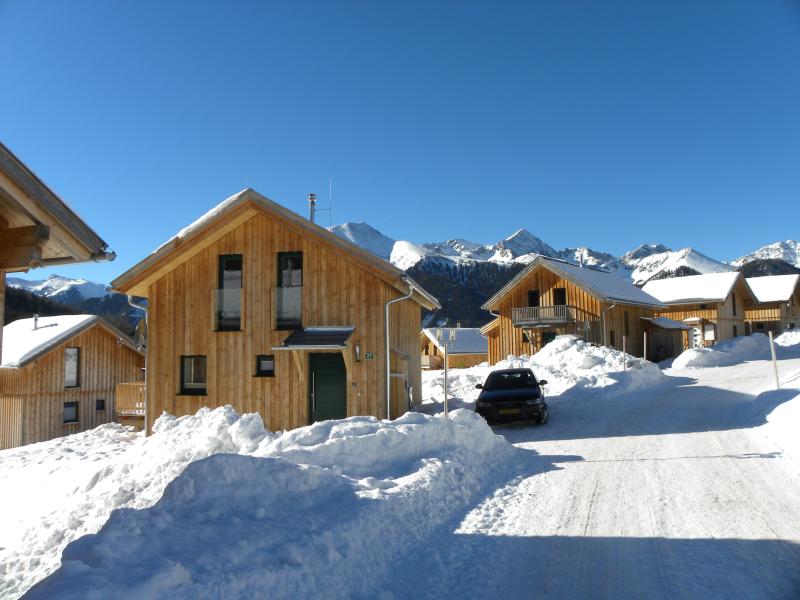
[307,193,317,223]
[33,314,39,330]
[579,251,584,268]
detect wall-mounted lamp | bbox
[355,344,361,362]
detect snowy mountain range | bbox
[732,240,800,268]
[6,275,112,304]
[331,222,744,285]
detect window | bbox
[624,311,630,336]
[756,323,764,331]
[64,347,80,388]
[216,254,243,331]
[276,252,303,329]
[522,331,531,344]
[553,287,567,306]
[95,398,106,411]
[731,293,737,317]
[180,355,207,395]
[527,290,540,307]
[733,325,738,338]
[255,354,275,377]
[63,401,78,424]
[700,303,709,310]
[609,330,616,348]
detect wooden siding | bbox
[744,289,800,332]
[0,323,144,449]
[144,212,423,433]
[447,353,488,369]
[489,264,655,362]
[0,268,4,355]
[655,291,748,347]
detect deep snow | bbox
[3,334,800,599]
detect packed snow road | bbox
[392,358,800,599]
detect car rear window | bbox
[484,371,537,390]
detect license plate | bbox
[498,408,519,416]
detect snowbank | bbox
[419,335,663,411]
[8,407,514,600]
[672,332,800,370]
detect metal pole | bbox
[622,335,627,371]
[443,340,449,418]
[769,331,780,390]
[643,331,647,362]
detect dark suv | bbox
[475,368,549,424]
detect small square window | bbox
[255,354,275,377]
[96,398,106,411]
[180,355,207,395]
[64,401,79,424]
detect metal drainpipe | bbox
[384,279,415,420]
[602,304,616,347]
[127,295,148,432]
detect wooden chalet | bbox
[481,255,665,362]
[111,188,439,433]
[0,142,115,358]
[744,275,800,336]
[420,327,488,369]
[642,272,756,348]
[0,315,144,449]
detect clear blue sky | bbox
[2,0,799,284]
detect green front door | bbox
[309,353,347,422]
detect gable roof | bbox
[422,328,488,354]
[482,255,664,310]
[641,272,751,304]
[1,314,140,368]
[0,142,114,269]
[111,188,438,310]
[745,274,800,303]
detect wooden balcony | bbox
[512,305,582,328]
[115,382,145,417]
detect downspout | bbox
[602,304,616,347]
[127,295,148,433]
[384,278,415,420]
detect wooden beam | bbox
[0,225,50,269]
[341,345,354,384]
[291,350,305,383]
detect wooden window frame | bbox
[180,355,208,396]
[255,354,275,377]
[276,251,303,330]
[63,401,79,424]
[64,347,80,389]
[216,253,243,332]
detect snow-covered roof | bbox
[422,328,488,355]
[745,274,800,303]
[641,316,691,330]
[641,272,746,304]
[483,255,665,310]
[1,315,137,368]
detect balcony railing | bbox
[512,305,579,327]
[115,382,145,417]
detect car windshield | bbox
[484,371,537,390]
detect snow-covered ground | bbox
[3,334,800,599]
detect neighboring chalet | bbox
[744,274,800,335]
[420,327,488,369]
[642,272,756,348]
[0,315,143,449]
[481,255,664,363]
[111,189,439,433]
[0,142,114,357]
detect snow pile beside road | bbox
[420,335,663,411]
[672,332,800,369]
[20,408,514,600]
[0,407,270,600]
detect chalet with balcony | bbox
[0,142,114,360]
[0,315,143,449]
[744,274,800,336]
[111,188,439,433]
[481,255,664,361]
[420,327,488,369]
[641,272,756,348]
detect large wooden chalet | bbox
[420,327,488,369]
[0,315,143,449]
[744,274,800,335]
[642,272,756,348]
[111,189,439,433]
[481,255,665,363]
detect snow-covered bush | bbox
[672,331,800,369]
